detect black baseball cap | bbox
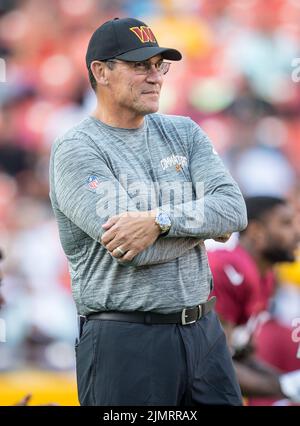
[86,17,182,67]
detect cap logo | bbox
[129,26,156,43]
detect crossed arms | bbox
[52,125,247,267]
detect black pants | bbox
[75,310,242,406]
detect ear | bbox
[247,221,266,250]
[90,61,109,86]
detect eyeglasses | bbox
[106,59,171,76]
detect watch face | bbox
[157,212,171,231]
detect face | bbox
[104,55,164,118]
[261,203,297,263]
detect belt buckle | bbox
[181,305,202,325]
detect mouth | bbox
[142,91,160,96]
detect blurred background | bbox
[0,0,300,406]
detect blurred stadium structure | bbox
[0,0,299,405]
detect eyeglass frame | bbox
[104,58,171,76]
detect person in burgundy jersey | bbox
[248,316,300,405]
[208,243,275,327]
[208,196,300,403]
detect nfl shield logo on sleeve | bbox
[86,175,100,192]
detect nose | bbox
[145,65,163,83]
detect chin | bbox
[263,249,296,264]
[146,104,160,114]
[137,100,159,115]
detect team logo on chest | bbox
[160,154,188,172]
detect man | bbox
[208,196,300,403]
[49,17,247,406]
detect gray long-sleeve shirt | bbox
[49,113,247,315]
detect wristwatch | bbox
[155,210,171,235]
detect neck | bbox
[92,100,145,130]
[239,238,271,276]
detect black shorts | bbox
[75,310,242,406]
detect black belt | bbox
[87,296,216,326]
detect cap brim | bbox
[115,46,182,61]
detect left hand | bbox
[101,210,161,262]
